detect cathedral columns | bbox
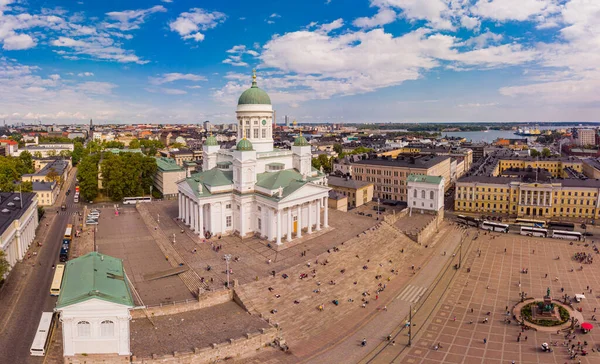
[198,204,204,237]
[178,194,182,219]
[297,204,302,238]
[287,208,292,242]
[191,201,197,232]
[324,197,329,228]
[316,199,321,231]
[307,201,313,234]
[276,209,282,245]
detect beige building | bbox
[352,155,451,202]
[328,190,348,212]
[327,175,374,208]
[32,181,59,206]
[154,157,186,198]
[576,129,596,146]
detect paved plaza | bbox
[398,229,600,364]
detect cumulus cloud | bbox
[472,0,559,22]
[77,72,94,77]
[353,8,397,29]
[105,5,166,31]
[169,8,226,42]
[2,33,36,50]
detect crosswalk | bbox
[396,285,428,303]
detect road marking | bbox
[396,285,427,303]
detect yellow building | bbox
[327,176,374,208]
[352,155,451,202]
[455,156,600,219]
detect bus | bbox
[30,312,54,356]
[551,230,583,241]
[457,215,479,227]
[481,221,509,233]
[520,226,549,238]
[59,243,69,262]
[515,218,547,228]
[64,224,73,241]
[548,221,575,231]
[50,263,65,296]
[123,196,152,205]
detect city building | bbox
[177,72,330,245]
[0,139,18,155]
[55,252,134,357]
[327,175,373,208]
[153,157,186,198]
[14,143,74,158]
[203,121,213,132]
[407,174,444,215]
[21,159,70,184]
[575,128,596,146]
[0,192,39,274]
[454,154,600,219]
[327,190,347,212]
[32,181,59,206]
[351,155,451,202]
[168,149,202,167]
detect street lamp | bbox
[224,254,231,288]
[377,198,380,216]
[407,305,415,347]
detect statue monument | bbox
[532,287,560,321]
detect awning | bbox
[581,322,593,330]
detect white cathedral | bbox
[177,72,330,245]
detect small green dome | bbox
[205,134,218,146]
[294,134,309,146]
[238,71,271,105]
[236,138,253,151]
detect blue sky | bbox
[0,0,599,124]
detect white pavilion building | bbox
[177,72,330,245]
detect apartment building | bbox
[32,181,59,206]
[153,157,186,198]
[327,176,374,208]
[352,155,451,202]
[575,129,596,146]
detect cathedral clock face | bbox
[262,119,266,125]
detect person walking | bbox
[483,338,487,344]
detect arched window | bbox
[430,191,434,200]
[413,189,417,198]
[421,190,425,199]
[77,321,91,337]
[101,320,114,337]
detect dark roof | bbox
[32,181,55,191]
[0,192,36,235]
[352,155,450,169]
[328,175,373,189]
[328,190,347,200]
[583,158,600,170]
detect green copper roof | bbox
[237,74,271,105]
[155,157,184,172]
[204,134,219,146]
[293,134,309,146]
[236,138,254,151]
[56,252,134,308]
[406,174,443,185]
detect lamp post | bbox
[377,198,380,216]
[224,254,231,288]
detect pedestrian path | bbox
[395,284,427,303]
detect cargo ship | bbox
[515,127,541,136]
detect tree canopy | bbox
[100,152,157,201]
[0,152,35,192]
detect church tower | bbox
[202,133,219,171]
[233,134,257,193]
[236,70,274,153]
[292,133,312,176]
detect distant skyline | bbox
[1,0,599,124]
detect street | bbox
[0,168,79,364]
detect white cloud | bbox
[472,0,558,22]
[270,13,281,18]
[51,36,148,64]
[77,81,117,95]
[353,8,397,29]
[371,0,454,29]
[223,44,259,67]
[2,33,36,50]
[49,74,60,80]
[460,15,480,30]
[460,31,503,49]
[161,0,173,2]
[105,5,166,31]
[77,72,94,77]
[169,8,226,42]
[319,19,345,33]
[149,73,207,85]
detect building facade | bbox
[407,174,445,214]
[327,176,374,208]
[56,252,134,357]
[0,192,39,274]
[32,181,59,206]
[153,157,186,198]
[576,129,596,146]
[351,155,451,202]
[177,72,330,245]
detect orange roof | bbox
[0,139,18,145]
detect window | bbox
[77,321,91,337]
[430,191,434,199]
[253,129,259,138]
[257,206,261,211]
[226,216,232,227]
[226,204,231,209]
[254,120,258,125]
[262,129,266,138]
[421,190,425,199]
[258,218,262,230]
[413,189,417,198]
[101,320,114,337]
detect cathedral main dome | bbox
[237,70,271,105]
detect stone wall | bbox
[406,209,444,245]
[130,327,278,364]
[131,289,233,319]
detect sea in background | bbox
[442,125,587,143]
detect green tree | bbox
[103,141,125,149]
[317,154,332,173]
[0,250,10,279]
[170,142,185,149]
[33,151,42,158]
[71,142,84,166]
[333,143,343,155]
[312,157,321,170]
[46,150,57,157]
[541,148,552,158]
[59,150,72,158]
[45,168,60,183]
[17,151,34,175]
[19,181,33,192]
[128,139,141,149]
[139,139,164,156]
[530,149,541,157]
[77,154,100,201]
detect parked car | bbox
[85,220,98,225]
[584,232,594,237]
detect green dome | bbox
[236,138,254,151]
[294,134,309,146]
[205,134,218,146]
[237,72,271,105]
